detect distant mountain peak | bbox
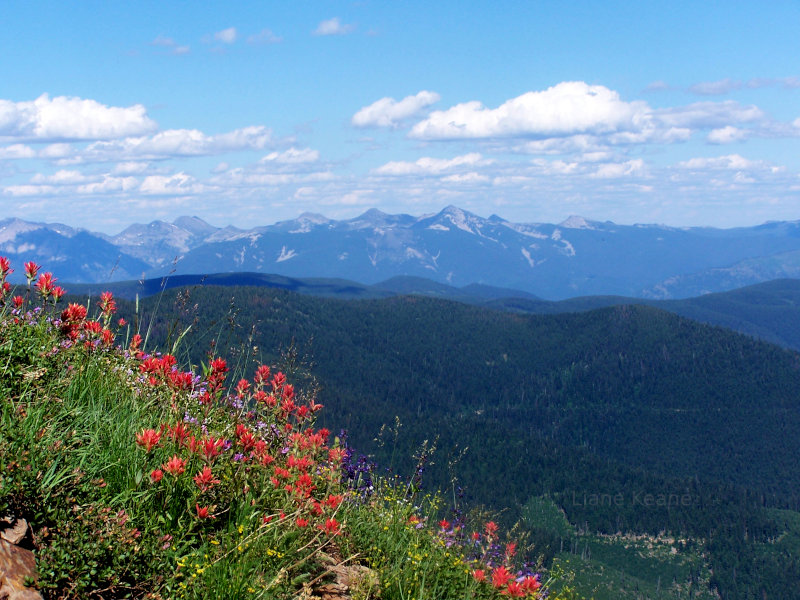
[559,216,596,230]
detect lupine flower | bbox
[135,428,161,452]
[193,466,221,492]
[163,455,187,477]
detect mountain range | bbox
[4,206,800,299]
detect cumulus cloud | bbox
[656,101,764,129]
[0,94,157,142]
[352,91,441,128]
[0,144,35,159]
[140,172,204,195]
[214,27,238,44]
[707,126,748,144]
[314,17,355,36]
[409,82,649,140]
[373,153,487,176]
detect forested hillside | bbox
[110,284,800,598]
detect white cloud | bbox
[31,169,88,184]
[214,27,238,44]
[591,159,646,179]
[112,161,149,175]
[260,147,319,164]
[140,172,204,195]
[689,78,742,96]
[352,91,441,128]
[151,35,190,55]
[247,29,282,44]
[373,153,486,175]
[314,17,355,36]
[441,172,490,184]
[0,94,157,142]
[655,101,764,129]
[678,154,761,170]
[71,125,274,162]
[707,126,748,144]
[409,82,648,140]
[0,144,35,159]
[78,175,138,194]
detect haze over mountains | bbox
[3,206,800,299]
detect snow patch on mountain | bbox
[276,246,297,262]
[521,247,536,267]
[428,224,449,231]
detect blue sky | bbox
[1,1,799,232]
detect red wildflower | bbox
[485,520,499,538]
[167,422,192,447]
[502,581,525,597]
[35,272,56,297]
[135,428,161,452]
[201,436,224,462]
[193,465,221,492]
[521,575,541,594]
[195,504,213,519]
[254,364,271,385]
[505,542,517,557]
[130,334,142,353]
[325,494,343,509]
[12,296,23,308]
[438,519,450,530]
[101,329,114,346]
[61,303,87,323]
[51,286,66,303]
[271,371,286,391]
[472,569,486,583]
[295,517,309,528]
[236,378,250,397]
[118,317,127,327]
[491,566,512,589]
[162,455,187,477]
[150,469,164,483]
[0,257,11,278]
[99,291,116,315]
[319,518,341,536]
[23,261,39,281]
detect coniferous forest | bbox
[108,283,800,599]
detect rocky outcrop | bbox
[0,517,41,600]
